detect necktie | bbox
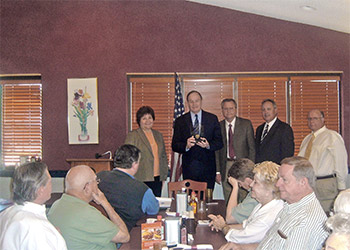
[261,124,269,142]
[304,134,315,159]
[228,124,235,159]
[193,114,199,135]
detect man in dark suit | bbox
[255,99,294,164]
[215,98,255,203]
[172,90,223,190]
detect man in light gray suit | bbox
[215,98,255,203]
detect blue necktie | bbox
[193,114,199,135]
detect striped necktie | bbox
[261,124,269,142]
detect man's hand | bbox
[186,136,196,150]
[208,214,226,232]
[216,173,222,184]
[92,188,108,206]
[228,177,239,189]
[196,137,209,148]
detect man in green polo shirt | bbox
[48,165,129,250]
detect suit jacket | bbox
[215,117,256,178]
[124,128,168,182]
[172,110,223,188]
[255,118,294,164]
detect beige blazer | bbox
[124,128,168,182]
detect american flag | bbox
[170,73,185,182]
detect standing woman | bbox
[125,106,168,197]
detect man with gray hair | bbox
[219,156,328,250]
[0,162,67,250]
[48,165,129,249]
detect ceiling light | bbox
[300,5,317,11]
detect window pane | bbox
[1,81,42,167]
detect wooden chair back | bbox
[168,179,207,200]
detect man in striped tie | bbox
[298,109,348,213]
[172,90,223,191]
[255,99,294,164]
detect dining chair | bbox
[168,179,207,200]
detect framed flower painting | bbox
[67,78,99,144]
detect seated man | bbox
[48,165,129,250]
[0,162,67,250]
[209,158,258,225]
[97,144,159,231]
[219,156,329,250]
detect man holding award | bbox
[172,90,223,191]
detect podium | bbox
[66,159,113,173]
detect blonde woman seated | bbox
[209,161,283,246]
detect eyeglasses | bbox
[307,117,322,121]
[83,177,100,190]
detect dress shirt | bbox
[257,192,328,250]
[298,126,348,189]
[123,172,159,215]
[263,116,277,134]
[0,202,67,250]
[225,118,236,159]
[226,199,283,244]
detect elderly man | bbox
[298,109,348,213]
[97,144,159,231]
[255,99,294,164]
[48,165,129,250]
[172,90,223,190]
[0,162,67,250]
[215,98,255,203]
[219,156,328,250]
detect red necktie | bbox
[229,124,235,159]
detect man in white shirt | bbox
[0,162,67,250]
[298,109,348,213]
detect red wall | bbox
[1,0,349,170]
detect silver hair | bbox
[334,189,350,214]
[12,162,49,205]
[326,213,350,234]
[280,156,316,188]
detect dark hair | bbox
[261,99,277,108]
[136,106,155,127]
[114,144,141,169]
[186,90,202,102]
[12,162,49,205]
[227,158,255,181]
[221,98,237,109]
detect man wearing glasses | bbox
[298,109,348,213]
[48,165,129,250]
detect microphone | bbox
[95,151,112,159]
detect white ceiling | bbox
[188,0,350,34]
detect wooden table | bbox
[120,200,227,250]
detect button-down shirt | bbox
[298,126,348,189]
[257,192,328,250]
[0,202,67,250]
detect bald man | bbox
[298,109,348,212]
[48,165,129,250]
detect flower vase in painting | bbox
[72,87,94,142]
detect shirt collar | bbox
[225,117,236,127]
[286,192,316,213]
[313,125,326,137]
[266,116,277,128]
[190,110,202,123]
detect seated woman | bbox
[209,161,284,246]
